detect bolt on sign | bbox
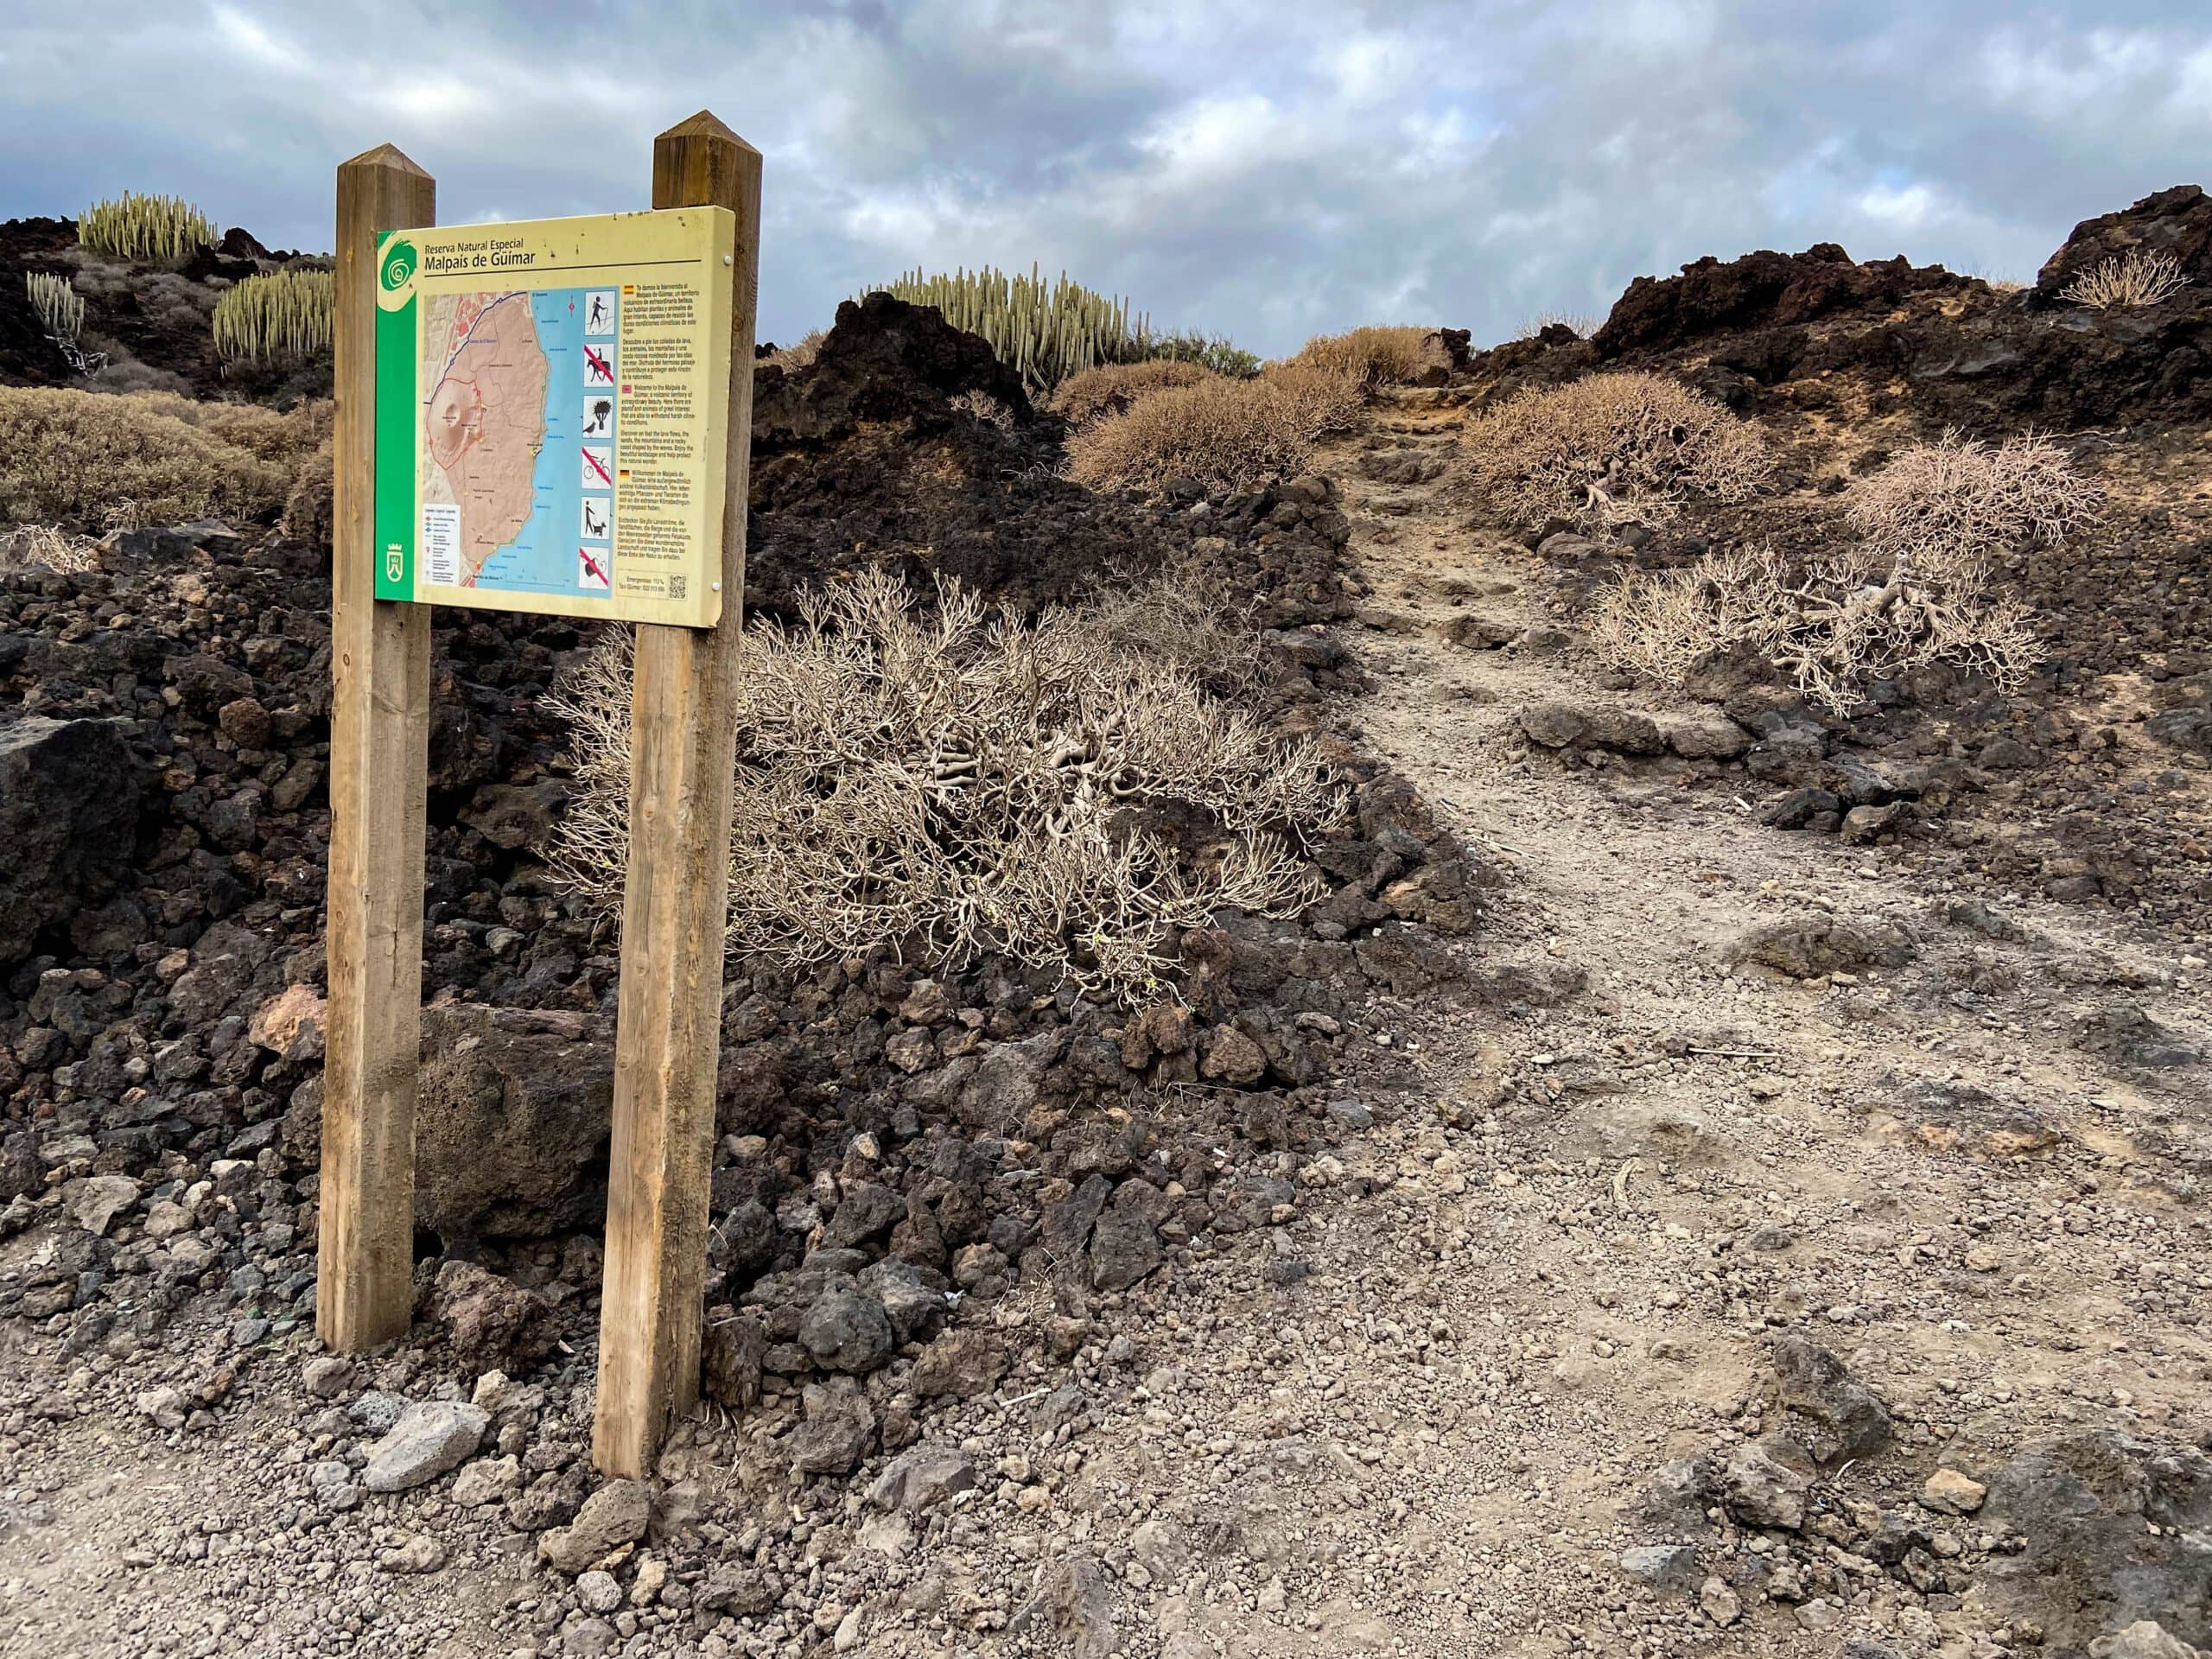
[372,210,736,626]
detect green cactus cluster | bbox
[77,192,218,264]
[868,264,1151,390]
[24,272,85,346]
[212,267,335,368]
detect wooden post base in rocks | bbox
[590,111,762,1479]
[318,143,435,1353]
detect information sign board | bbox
[372,209,735,626]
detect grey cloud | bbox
[1,0,2205,353]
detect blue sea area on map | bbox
[475,287,615,598]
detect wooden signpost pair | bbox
[318,112,760,1477]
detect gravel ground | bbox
[1,391,2206,1659]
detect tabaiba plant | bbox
[2060,248,2190,310]
[1589,432,2096,714]
[1462,371,1770,533]
[545,569,1345,1003]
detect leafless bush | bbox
[1082,565,1268,697]
[2061,248,2191,309]
[1461,371,1770,533]
[1050,359,1214,428]
[1592,429,2094,714]
[949,388,1015,429]
[544,569,1345,1001]
[1844,429,2102,565]
[1514,310,1598,340]
[762,329,823,373]
[1960,265,2027,296]
[1284,326,1442,386]
[0,524,100,575]
[1590,543,2044,715]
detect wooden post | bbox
[591,111,762,1478]
[318,145,435,1351]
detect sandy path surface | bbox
[4,392,2205,1659]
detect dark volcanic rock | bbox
[1766,1334,1892,1465]
[1979,1429,2212,1652]
[2035,184,2212,299]
[798,1277,895,1374]
[426,1258,558,1371]
[414,1006,615,1250]
[1727,916,1917,978]
[753,291,1033,442]
[1593,242,1972,358]
[700,1308,766,1409]
[791,1376,876,1476]
[741,292,1353,629]
[2071,1003,2202,1071]
[1089,1209,1164,1292]
[0,715,141,964]
[1460,185,2212,435]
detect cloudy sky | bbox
[4,2,2208,353]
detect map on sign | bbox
[373,211,736,626]
[417,289,601,594]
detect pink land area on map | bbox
[420,291,549,583]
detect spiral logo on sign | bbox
[379,238,416,293]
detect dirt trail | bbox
[943,391,2211,1659]
[3,391,2207,1659]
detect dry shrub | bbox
[1061,353,1369,495]
[762,329,823,373]
[949,388,1015,430]
[1591,543,2042,715]
[1515,311,1598,340]
[283,442,334,547]
[0,524,101,575]
[1461,371,1770,533]
[126,391,329,470]
[1262,362,1366,437]
[1285,325,1440,387]
[1050,359,1214,428]
[1592,432,2094,713]
[2061,248,2191,310]
[1081,564,1268,697]
[0,386,289,532]
[1065,374,1319,494]
[545,569,1345,1001]
[1844,429,2102,561]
